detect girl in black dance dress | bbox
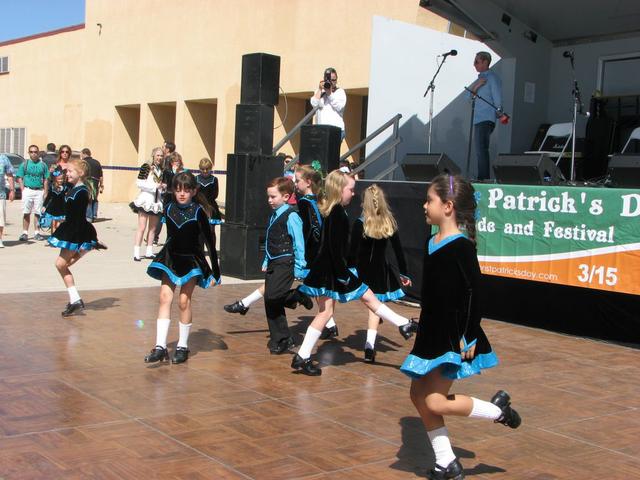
[195,157,222,244]
[48,159,106,317]
[292,170,418,376]
[400,174,521,480]
[347,184,412,363]
[41,167,67,232]
[145,171,221,365]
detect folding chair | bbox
[525,122,573,165]
[621,126,640,153]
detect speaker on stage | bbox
[493,154,564,185]
[234,104,274,155]
[608,155,640,187]
[224,153,282,226]
[220,223,265,279]
[401,153,460,181]
[240,53,280,106]
[299,124,342,173]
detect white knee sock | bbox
[469,397,502,420]
[155,318,171,348]
[177,322,192,349]
[374,304,409,327]
[365,329,377,349]
[297,326,322,359]
[427,426,456,469]
[145,245,154,257]
[326,317,336,328]
[133,246,141,259]
[67,287,81,304]
[241,288,263,307]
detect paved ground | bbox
[0,201,639,479]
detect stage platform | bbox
[1,283,639,479]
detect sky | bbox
[0,0,85,43]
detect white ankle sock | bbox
[155,318,171,348]
[241,288,263,307]
[145,245,154,257]
[134,246,141,259]
[326,317,336,328]
[374,304,409,327]
[427,426,456,469]
[177,322,192,349]
[297,326,322,359]
[67,286,81,304]
[365,329,378,349]
[469,397,502,420]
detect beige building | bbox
[0,0,453,202]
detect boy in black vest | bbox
[263,177,307,354]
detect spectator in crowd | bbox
[162,140,176,170]
[16,145,50,241]
[81,148,104,222]
[54,144,72,173]
[0,153,16,248]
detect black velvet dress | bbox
[296,194,322,274]
[42,185,67,222]
[400,234,498,380]
[48,185,99,251]
[147,201,221,288]
[196,174,222,224]
[300,205,368,302]
[347,218,409,302]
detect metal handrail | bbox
[272,105,320,155]
[347,114,403,180]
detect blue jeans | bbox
[474,121,495,180]
[86,200,98,221]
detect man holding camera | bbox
[310,67,346,139]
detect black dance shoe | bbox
[291,354,322,376]
[398,319,419,340]
[270,337,295,355]
[133,256,142,262]
[95,241,108,250]
[491,390,522,429]
[223,300,249,315]
[61,299,85,317]
[296,288,314,310]
[427,458,465,480]
[364,347,376,363]
[144,346,169,363]
[172,347,190,364]
[319,325,339,340]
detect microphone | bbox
[563,50,574,59]
[439,49,458,57]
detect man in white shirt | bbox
[310,67,346,138]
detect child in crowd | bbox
[131,147,164,260]
[401,174,520,479]
[48,159,106,316]
[195,157,222,247]
[145,172,220,364]
[41,167,67,233]
[292,170,418,376]
[347,184,411,363]
[260,177,308,354]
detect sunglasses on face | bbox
[29,150,39,154]
[61,150,71,154]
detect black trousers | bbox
[264,258,296,348]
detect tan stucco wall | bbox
[0,0,448,202]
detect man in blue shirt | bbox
[468,51,503,180]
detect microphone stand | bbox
[423,55,451,154]
[567,54,583,183]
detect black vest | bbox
[266,208,294,259]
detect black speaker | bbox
[225,153,282,226]
[240,53,280,106]
[220,223,266,279]
[234,104,274,155]
[493,154,564,185]
[299,124,342,173]
[401,153,460,181]
[608,155,640,187]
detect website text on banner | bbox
[474,183,640,296]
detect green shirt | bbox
[16,159,50,189]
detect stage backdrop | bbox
[475,183,640,296]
